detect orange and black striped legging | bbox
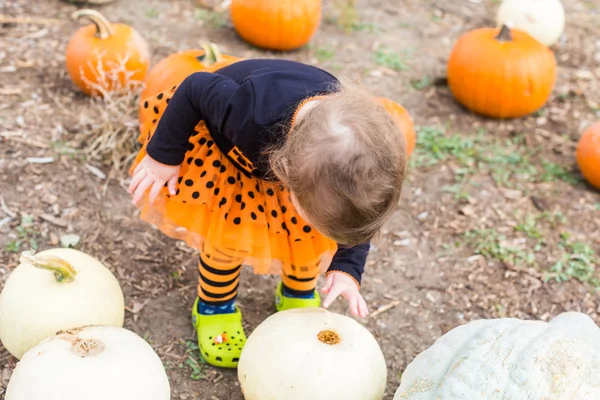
[198,252,318,305]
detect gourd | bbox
[5,326,171,400]
[0,249,125,359]
[394,312,600,399]
[379,97,416,158]
[447,25,556,119]
[65,9,150,96]
[238,308,387,400]
[497,0,565,46]
[576,122,600,189]
[139,43,239,116]
[230,0,322,51]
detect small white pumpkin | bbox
[0,248,125,359]
[496,0,565,46]
[238,308,387,400]
[5,325,171,399]
[394,312,600,400]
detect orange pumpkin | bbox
[576,122,600,189]
[140,44,238,102]
[447,25,557,119]
[379,97,416,158]
[139,43,239,122]
[230,0,321,51]
[66,9,150,96]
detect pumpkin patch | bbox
[4,1,600,400]
[447,25,557,119]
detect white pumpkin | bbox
[496,0,565,46]
[238,308,387,400]
[0,248,125,359]
[5,325,171,400]
[394,312,600,400]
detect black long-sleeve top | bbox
[146,59,370,285]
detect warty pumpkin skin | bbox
[447,25,557,119]
[576,122,600,189]
[230,0,322,51]
[378,97,416,158]
[66,9,150,96]
[394,312,600,399]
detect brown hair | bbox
[269,81,407,246]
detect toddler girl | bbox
[128,59,406,368]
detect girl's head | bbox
[270,81,407,246]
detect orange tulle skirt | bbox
[130,86,337,278]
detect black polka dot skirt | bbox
[131,87,337,278]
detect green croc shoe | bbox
[191,298,247,369]
[275,282,321,312]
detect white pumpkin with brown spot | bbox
[238,308,387,400]
[5,326,171,399]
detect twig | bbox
[0,197,16,219]
[0,216,13,228]
[0,14,63,25]
[1,135,49,148]
[368,300,400,318]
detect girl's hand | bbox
[321,272,369,318]
[128,155,181,205]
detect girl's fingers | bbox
[322,284,344,309]
[321,273,335,294]
[348,293,359,317]
[167,175,178,196]
[147,180,166,204]
[132,159,146,176]
[358,296,369,318]
[128,169,147,194]
[132,175,154,204]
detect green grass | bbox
[463,212,598,288]
[315,46,336,62]
[180,340,207,381]
[411,126,582,195]
[465,229,537,268]
[351,21,381,33]
[546,232,598,286]
[410,76,431,90]
[4,214,38,253]
[374,48,410,71]
[540,161,581,185]
[145,7,159,18]
[195,8,228,29]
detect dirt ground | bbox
[1,0,600,398]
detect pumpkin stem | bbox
[317,330,340,345]
[72,9,115,40]
[71,338,105,357]
[495,24,512,42]
[198,42,223,65]
[20,252,77,283]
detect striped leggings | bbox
[198,252,318,305]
